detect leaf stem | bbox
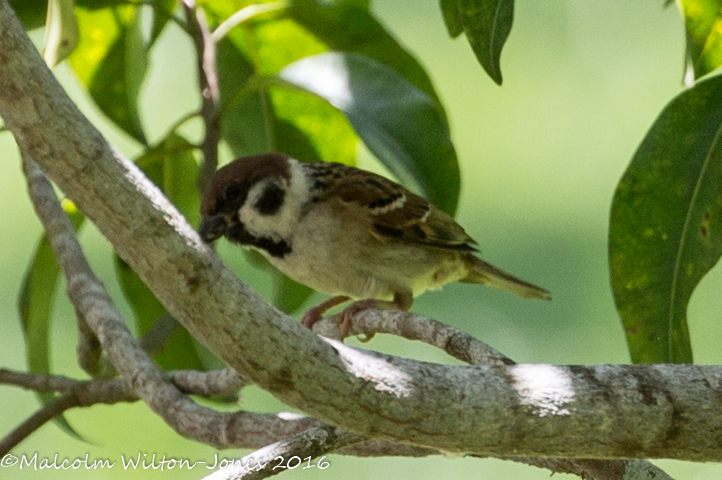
[211,1,289,43]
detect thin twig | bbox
[21,153,252,446]
[211,1,288,43]
[23,153,108,378]
[0,372,136,455]
[184,0,221,194]
[313,309,515,366]
[0,395,79,455]
[0,367,432,459]
[0,367,245,400]
[169,368,246,397]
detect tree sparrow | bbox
[199,153,550,337]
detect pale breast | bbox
[264,201,468,300]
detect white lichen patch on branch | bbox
[328,339,413,398]
[509,364,576,417]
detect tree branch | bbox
[315,309,677,480]
[0,367,433,460]
[203,426,364,480]
[20,151,320,449]
[0,394,80,455]
[11,153,438,462]
[183,0,221,194]
[314,309,514,365]
[0,1,706,475]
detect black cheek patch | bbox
[227,221,292,258]
[255,183,285,215]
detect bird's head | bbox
[198,152,293,244]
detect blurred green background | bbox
[2,0,721,478]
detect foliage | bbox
[7,0,722,448]
[610,1,722,363]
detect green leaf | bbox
[273,270,314,314]
[116,134,208,370]
[287,0,442,103]
[458,0,514,85]
[215,37,274,156]
[8,0,48,29]
[269,86,357,165]
[204,0,358,164]
[440,0,464,38]
[43,0,79,67]
[610,74,722,363]
[278,52,460,214]
[19,200,85,438]
[70,5,148,143]
[75,0,132,8]
[329,0,369,8]
[149,0,178,44]
[679,0,722,80]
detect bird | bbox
[199,152,550,337]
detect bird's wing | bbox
[306,162,477,251]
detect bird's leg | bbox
[338,291,413,339]
[301,295,351,329]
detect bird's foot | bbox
[338,292,412,339]
[301,296,350,329]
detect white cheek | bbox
[238,159,310,241]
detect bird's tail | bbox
[461,255,551,300]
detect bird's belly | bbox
[263,209,467,300]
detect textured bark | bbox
[0,0,717,467]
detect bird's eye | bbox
[224,183,242,202]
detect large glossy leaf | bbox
[287,0,441,103]
[610,74,722,363]
[278,52,460,214]
[269,86,357,166]
[440,0,464,38]
[117,134,207,370]
[19,200,85,438]
[70,5,148,143]
[459,0,514,85]
[679,0,722,80]
[203,0,358,165]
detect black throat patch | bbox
[226,217,292,259]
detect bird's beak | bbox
[198,214,226,243]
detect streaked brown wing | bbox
[309,162,477,251]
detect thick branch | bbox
[0,0,716,467]
[315,310,673,480]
